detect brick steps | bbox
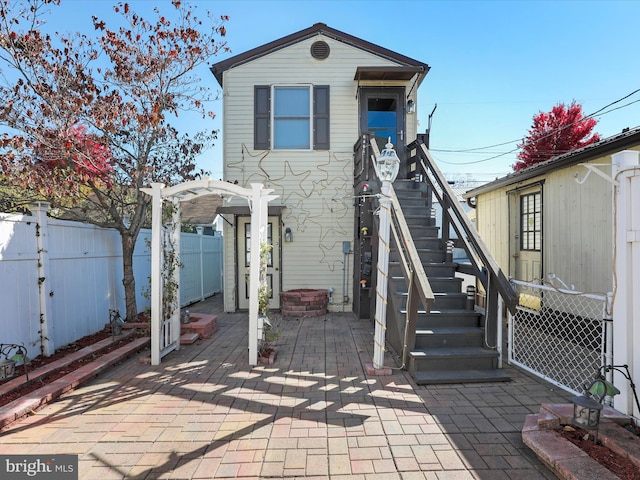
[0,337,149,430]
[122,313,218,345]
[0,331,137,398]
[522,403,640,479]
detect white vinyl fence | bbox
[0,208,222,361]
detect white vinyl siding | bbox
[473,151,638,294]
[273,86,311,150]
[220,34,418,311]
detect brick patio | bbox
[0,294,573,479]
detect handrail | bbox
[411,137,518,313]
[367,138,433,309]
[388,185,435,309]
[365,137,434,364]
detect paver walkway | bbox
[0,295,572,479]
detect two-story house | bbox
[210,23,429,313]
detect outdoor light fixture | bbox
[0,343,29,381]
[407,99,415,114]
[0,357,15,380]
[372,138,400,372]
[376,138,400,183]
[571,377,620,443]
[284,227,292,242]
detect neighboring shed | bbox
[463,126,640,293]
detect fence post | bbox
[611,149,640,420]
[30,202,55,356]
[197,226,205,302]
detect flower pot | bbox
[258,348,277,365]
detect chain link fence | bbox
[508,279,611,396]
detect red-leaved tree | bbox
[0,0,229,321]
[514,101,600,171]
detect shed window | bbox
[254,85,330,150]
[520,192,541,251]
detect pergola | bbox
[142,179,277,366]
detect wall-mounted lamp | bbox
[284,227,292,242]
[407,99,415,114]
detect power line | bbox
[430,88,640,165]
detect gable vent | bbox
[310,41,330,60]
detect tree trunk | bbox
[121,232,138,322]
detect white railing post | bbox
[373,181,392,371]
[30,202,55,356]
[612,150,640,420]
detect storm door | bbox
[358,87,406,159]
[236,216,281,310]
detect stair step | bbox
[390,261,455,277]
[411,238,442,249]
[180,333,200,345]
[414,309,481,328]
[409,347,499,371]
[412,369,511,385]
[390,249,445,263]
[416,327,483,335]
[415,327,484,348]
[410,347,498,358]
[403,214,434,226]
[392,276,463,293]
[396,291,468,309]
[401,226,440,237]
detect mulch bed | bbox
[0,327,145,408]
[558,425,640,480]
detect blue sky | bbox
[53,1,640,183]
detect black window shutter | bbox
[254,85,270,150]
[313,85,330,150]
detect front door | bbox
[359,87,406,158]
[509,187,543,281]
[237,216,281,311]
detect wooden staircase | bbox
[390,180,510,384]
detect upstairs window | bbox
[254,85,329,151]
[274,87,310,149]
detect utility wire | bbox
[433,91,640,166]
[430,88,640,165]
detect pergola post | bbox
[170,199,182,352]
[142,178,276,366]
[248,184,277,365]
[149,182,165,366]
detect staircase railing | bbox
[355,133,517,367]
[353,134,434,365]
[408,135,518,321]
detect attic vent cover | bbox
[310,41,330,60]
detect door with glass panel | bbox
[358,87,406,159]
[510,188,542,281]
[236,216,281,310]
